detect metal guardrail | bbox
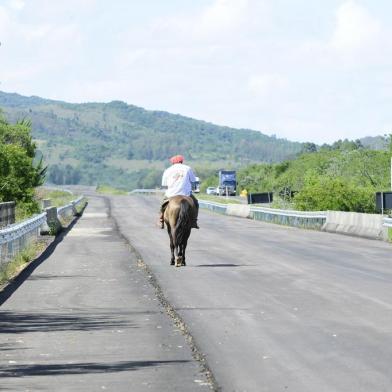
[0,195,86,267]
[383,217,392,228]
[0,213,47,265]
[57,196,85,219]
[250,206,326,229]
[249,205,326,219]
[130,190,326,229]
[199,200,228,215]
[130,190,390,233]
[198,200,326,229]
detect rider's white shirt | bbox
[162,163,196,197]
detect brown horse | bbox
[164,195,196,267]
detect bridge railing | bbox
[383,217,392,228]
[0,213,47,267]
[129,190,391,237]
[199,200,326,229]
[250,205,326,229]
[198,200,228,215]
[57,196,85,220]
[0,196,85,267]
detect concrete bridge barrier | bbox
[226,204,251,218]
[322,211,387,240]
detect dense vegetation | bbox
[203,140,392,213]
[0,111,46,215]
[0,91,302,189]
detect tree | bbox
[0,113,46,213]
[126,147,134,160]
[301,142,317,154]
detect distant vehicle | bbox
[206,186,217,195]
[217,170,237,196]
[192,176,200,193]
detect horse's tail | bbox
[175,199,191,246]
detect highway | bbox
[1,192,392,391]
[111,194,392,392]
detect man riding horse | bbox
[159,154,199,229]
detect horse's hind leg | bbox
[175,242,186,267]
[181,242,187,266]
[174,245,181,267]
[174,241,186,267]
[168,228,175,265]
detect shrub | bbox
[294,174,375,212]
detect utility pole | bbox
[385,134,392,191]
[389,134,392,191]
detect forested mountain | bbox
[0,91,302,189]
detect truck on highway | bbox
[217,170,236,196]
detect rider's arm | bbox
[188,168,196,183]
[161,170,168,188]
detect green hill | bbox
[0,91,302,189]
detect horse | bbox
[163,195,196,267]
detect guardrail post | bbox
[71,200,77,216]
[45,207,62,235]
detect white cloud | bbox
[248,73,288,97]
[1,1,392,143]
[7,0,25,11]
[330,1,381,51]
[0,6,12,38]
[144,0,268,46]
[198,0,249,35]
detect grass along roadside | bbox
[96,184,128,195]
[197,194,242,204]
[15,188,79,222]
[35,187,77,208]
[0,239,50,288]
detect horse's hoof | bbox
[170,261,175,266]
[175,257,183,267]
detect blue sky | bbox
[1,0,392,143]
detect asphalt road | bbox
[0,196,211,391]
[110,194,392,392]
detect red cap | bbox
[169,155,184,164]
